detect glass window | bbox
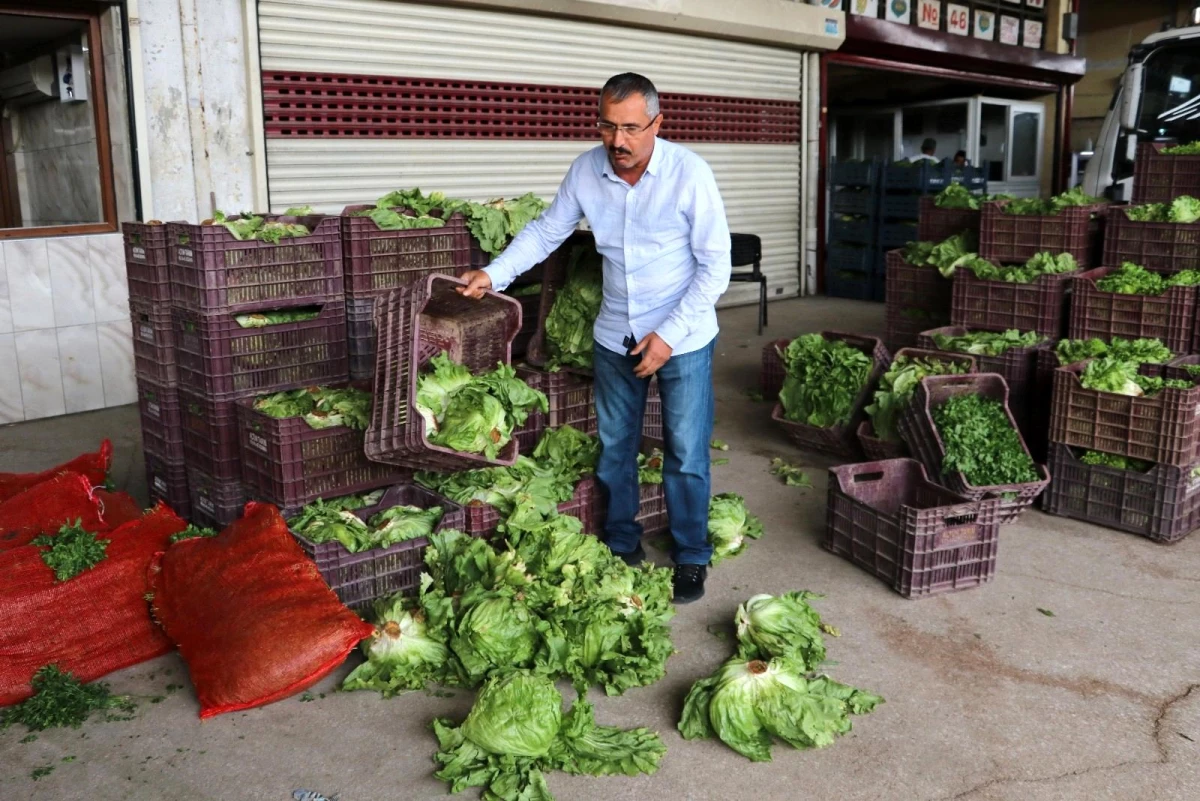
[1010,111,1039,178]
[0,9,113,235]
[1137,44,1200,144]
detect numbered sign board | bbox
[1023,18,1044,48]
[946,3,969,35]
[917,0,941,30]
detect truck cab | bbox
[1083,23,1200,201]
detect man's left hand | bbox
[631,333,673,378]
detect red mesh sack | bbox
[0,440,112,504]
[148,502,374,719]
[0,473,107,553]
[0,504,183,706]
[94,490,145,530]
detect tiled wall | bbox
[0,233,135,424]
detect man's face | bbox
[598,92,661,172]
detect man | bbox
[953,150,968,168]
[458,72,731,603]
[912,138,939,163]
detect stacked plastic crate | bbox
[826,160,881,301]
[1040,148,1200,543]
[167,214,349,528]
[124,221,190,517]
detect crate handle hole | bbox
[851,471,884,483]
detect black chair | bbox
[729,233,767,335]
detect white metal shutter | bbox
[258,0,803,304]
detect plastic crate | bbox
[831,190,876,217]
[186,467,245,529]
[897,373,1050,524]
[1132,142,1200,205]
[167,215,343,314]
[979,200,1108,268]
[950,163,988,191]
[881,195,921,220]
[516,367,595,433]
[884,161,950,193]
[825,459,1002,598]
[1049,360,1200,467]
[1068,266,1196,354]
[144,450,190,519]
[510,374,661,452]
[346,295,378,381]
[237,393,408,510]
[771,332,891,459]
[857,421,909,461]
[884,305,950,352]
[828,243,876,274]
[290,484,466,610]
[458,476,597,541]
[508,293,540,361]
[340,205,472,298]
[1102,210,1200,274]
[129,298,178,386]
[884,248,953,315]
[175,389,241,480]
[880,221,920,249]
[365,275,522,472]
[830,216,876,245]
[825,263,879,302]
[761,339,790,398]
[916,326,1047,436]
[1042,444,1199,544]
[123,221,173,304]
[951,268,1076,339]
[173,301,348,399]
[524,232,589,371]
[918,196,981,245]
[137,377,183,463]
[830,160,879,188]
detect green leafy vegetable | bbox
[708,493,764,565]
[342,597,451,696]
[234,308,321,328]
[431,671,664,800]
[168,524,217,544]
[962,251,1078,283]
[1037,608,1056,617]
[416,353,547,459]
[253,386,372,430]
[1077,357,1193,397]
[0,666,136,731]
[289,498,442,554]
[210,210,310,242]
[1123,196,1200,224]
[678,656,882,762]
[933,394,1039,486]
[638,448,664,484]
[735,592,827,668]
[282,205,315,216]
[933,184,982,210]
[544,242,603,371]
[507,282,543,298]
[372,188,548,255]
[999,187,1104,216]
[1094,262,1200,295]
[1054,337,1172,367]
[931,329,1045,356]
[710,439,729,451]
[778,334,872,428]
[1079,450,1152,472]
[31,521,109,582]
[865,354,969,442]
[769,458,811,488]
[1161,142,1200,155]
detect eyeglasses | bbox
[595,115,660,136]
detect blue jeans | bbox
[593,338,715,565]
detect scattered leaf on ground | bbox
[744,388,766,402]
[711,458,729,467]
[770,458,813,488]
[1037,608,1055,617]
[710,439,730,451]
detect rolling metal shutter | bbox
[257,0,804,304]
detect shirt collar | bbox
[599,137,664,182]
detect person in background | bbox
[912,138,938,163]
[456,72,732,604]
[953,150,968,168]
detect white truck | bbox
[1082,17,1200,200]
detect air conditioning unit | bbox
[0,56,56,106]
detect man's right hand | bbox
[457,270,493,299]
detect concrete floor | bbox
[1,296,1198,801]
